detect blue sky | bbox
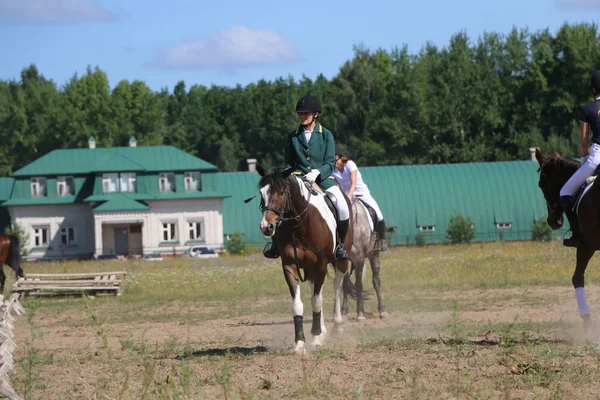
[0,0,598,91]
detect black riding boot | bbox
[559,195,581,248]
[376,219,388,252]
[263,239,279,259]
[335,219,349,260]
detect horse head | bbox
[535,148,580,229]
[258,166,294,237]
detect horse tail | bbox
[343,272,358,300]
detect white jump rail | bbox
[11,271,127,298]
[0,293,25,400]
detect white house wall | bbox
[10,198,224,259]
[9,204,95,259]
[144,198,224,253]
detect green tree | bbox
[446,212,475,244]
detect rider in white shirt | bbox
[332,146,388,251]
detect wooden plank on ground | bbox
[22,272,127,279]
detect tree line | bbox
[0,22,598,176]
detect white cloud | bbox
[0,0,116,23]
[156,26,300,69]
[557,0,600,9]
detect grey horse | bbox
[342,198,387,320]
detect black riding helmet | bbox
[591,70,600,92]
[296,95,322,113]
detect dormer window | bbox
[184,172,200,191]
[102,173,118,193]
[159,173,175,192]
[57,176,74,196]
[103,173,136,193]
[119,173,136,193]
[31,177,47,197]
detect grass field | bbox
[8,239,600,399]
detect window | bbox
[418,225,436,232]
[188,221,203,240]
[103,173,136,193]
[60,227,76,245]
[120,173,136,193]
[184,171,201,191]
[162,222,177,241]
[57,176,74,196]
[496,222,512,229]
[33,227,49,247]
[30,177,47,197]
[102,173,118,193]
[159,173,176,192]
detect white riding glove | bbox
[304,169,320,183]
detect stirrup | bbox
[562,232,580,248]
[335,244,348,260]
[379,238,388,252]
[263,243,279,259]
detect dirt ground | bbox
[9,285,600,399]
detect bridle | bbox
[260,178,312,229]
[538,165,563,217]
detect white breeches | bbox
[357,194,384,221]
[325,185,350,220]
[560,143,600,197]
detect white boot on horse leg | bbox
[309,282,328,348]
[331,269,345,336]
[293,340,307,355]
[576,287,599,340]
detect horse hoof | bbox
[357,315,367,322]
[293,341,306,356]
[379,311,389,319]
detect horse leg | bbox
[572,244,596,337]
[283,264,306,355]
[370,255,387,318]
[341,274,349,318]
[354,259,366,321]
[310,274,327,347]
[332,264,346,336]
[0,267,5,295]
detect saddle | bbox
[356,197,378,229]
[573,170,600,213]
[304,181,339,222]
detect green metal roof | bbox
[13,146,218,176]
[208,160,566,247]
[92,194,150,213]
[202,171,266,245]
[0,178,14,202]
[3,196,76,206]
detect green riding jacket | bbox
[284,122,337,190]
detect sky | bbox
[0,0,598,92]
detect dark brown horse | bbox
[0,234,24,294]
[258,166,356,354]
[535,148,599,333]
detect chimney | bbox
[529,147,536,162]
[88,136,96,149]
[247,158,257,172]
[129,136,137,147]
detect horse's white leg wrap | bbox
[292,285,305,354]
[575,287,591,318]
[310,282,326,347]
[332,268,345,332]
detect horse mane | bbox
[539,156,581,173]
[8,234,19,257]
[258,168,291,190]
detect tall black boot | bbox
[263,239,279,259]
[376,219,388,252]
[559,195,581,248]
[335,219,349,260]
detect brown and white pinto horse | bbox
[535,148,600,334]
[258,166,356,354]
[0,234,24,294]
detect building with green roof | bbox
[6,137,230,259]
[206,157,565,247]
